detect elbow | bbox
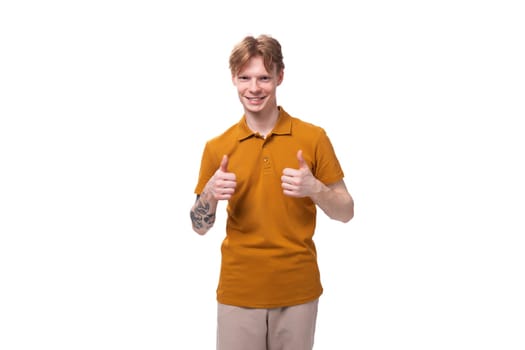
[192,226,209,235]
[327,207,354,223]
[191,220,213,235]
[340,198,355,223]
[340,210,354,223]
[322,196,354,223]
[190,209,212,235]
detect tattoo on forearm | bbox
[190,197,215,229]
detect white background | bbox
[1,1,524,349]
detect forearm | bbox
[310,180,354,223]
[190,190,219,235]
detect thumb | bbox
[296,150,307,169]
[220,154,229,172]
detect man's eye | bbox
[260,77,270,81]
[238,76,249,81]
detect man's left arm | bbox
[309,179,354,223]
[281,150,354,223]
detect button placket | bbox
[263,155,271,169]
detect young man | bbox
[190,34,354,350]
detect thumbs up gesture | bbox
[207,155,237,200]
[281,150,318,198]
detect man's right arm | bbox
[190,154,236,235]
[190,191,219,235]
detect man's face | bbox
[232,56,283,114]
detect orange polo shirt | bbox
[194,107,345,308]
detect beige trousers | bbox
[216,299,319,350]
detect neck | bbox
[245,107,280,136]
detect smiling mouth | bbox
[246,96,265,101]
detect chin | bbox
[244,103,266,113]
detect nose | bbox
[249,78,260,92]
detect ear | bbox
[277,69,284,86]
